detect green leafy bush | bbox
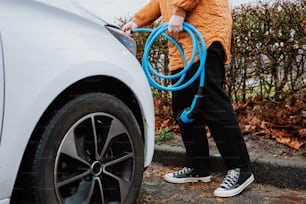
[117,0,305,104]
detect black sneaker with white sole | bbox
[164,167,211,184]
[214,168,254,197]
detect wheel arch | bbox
[30,75,145,143]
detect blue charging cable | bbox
[132,22,207,123]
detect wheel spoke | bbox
[96,178,105,204]
[107,118,127,138]
[104,152,133,168]
[103,152,133,201]
[56,170,91,188]
[64,179,95,204]
[60,131,90,166]
[80,178,96,204]
[99,118,128,158]
[90,116,99,160]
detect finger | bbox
[169,27,179,33]
[122,23,131,31]
[125,30,133,36]
[168,25,176,33]
[168,25,173,33]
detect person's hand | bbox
[168,15,185,33]
[122,21,138,35]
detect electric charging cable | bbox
[132,22,207,123]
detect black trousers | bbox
[171,42,251,171]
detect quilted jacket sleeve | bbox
[172,0,200,17]
[132,0,161,27]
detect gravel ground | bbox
[137,162,306,204]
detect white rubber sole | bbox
[164,173,211,184]
[213,174,255,197]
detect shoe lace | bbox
[220,168,240,189]
[173,167,193,177]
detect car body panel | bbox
[0,199,9,204]
[0,33,4,141]
[0,0,155,201]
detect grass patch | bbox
[155,127,174,144]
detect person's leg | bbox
[200,42,254,197]
[178,123,209,170]
[172,74,210,170]
[200,42,251,170]
[164,66,211,184]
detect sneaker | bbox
[214,168,254,197]
[164,167,211,184]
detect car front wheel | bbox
[29,93,144,204]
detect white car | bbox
[0,0,155,203]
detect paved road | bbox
[136,163,306,204]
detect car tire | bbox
[29,93,144,204]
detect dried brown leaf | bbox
[299,129,306,138]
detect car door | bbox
[0,32,4,140]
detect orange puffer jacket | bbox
[132,0,232,71]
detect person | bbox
[122,0,254,198]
